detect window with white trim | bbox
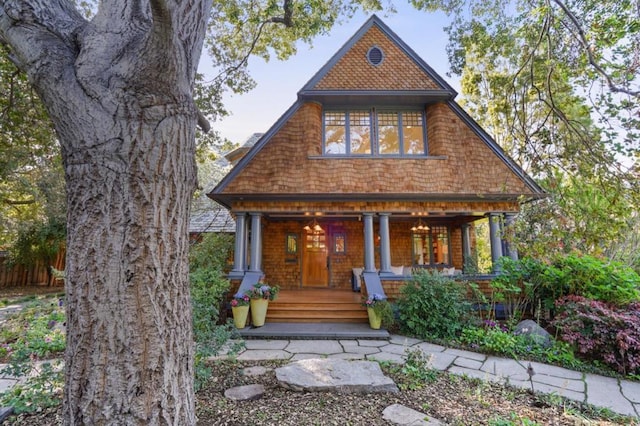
[323,108,426,156]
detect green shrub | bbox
[189,232,241,390]
[397,271,474,340]
[490,257,546,320]
[538,254,640,308]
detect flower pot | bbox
[231,305,249,329]
[367,307,382,329]
[250,299,269,327]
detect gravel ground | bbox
[9,359,634,425]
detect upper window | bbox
[323,108,426,156]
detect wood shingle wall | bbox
[221,101,533,198]
[313,26,441,91]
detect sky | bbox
[205,5,459,145]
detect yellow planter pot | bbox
[367,307,382,329]
[250,299,269,327]
[231,305,249,329]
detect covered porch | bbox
[226,200,520,308]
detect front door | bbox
[302,225,328,287]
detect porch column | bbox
[230,212,247,278]
[488,213,504,273]
[461,223,472,271]
[379,213,392,275]
[363,213,376,272]
[504,213,519,261]
[249,213,263,273]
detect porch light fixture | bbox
[303,219,323,234]
[411,219,430,233]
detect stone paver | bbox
[342,345,381,355]
[285,340,343,355]
[329,352,365,360]
[585,373,638,417]
[532,381,585,402]
[358,340,389,347]
[526,360,583,380]
[380,343,412,355]
[481,357,528,381]
[427,352,456,371]
[532,373,584,393]
[448,366,505,384]
[414,342,446,354]
[621,380,640,403]
[224,384,265,401]
[244,339,289,350]
[382,403,443,425]
[443,348,487,362]
[237,349,291,361]
[388,335,422,347]
[276,359,399,393]
[366,351,406,364]
[453,356,483,370]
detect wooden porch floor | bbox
[267,288,368,323]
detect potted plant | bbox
[246,282,280,327]
[230,293,250,329]
[363,293,394,329]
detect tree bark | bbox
[1,0,212,424]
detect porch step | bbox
[266,289,368,323]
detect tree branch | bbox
[550,0,640,98]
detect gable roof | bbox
[299,15,457,103]
[210,15,544,204]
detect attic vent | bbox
[367,46,384,66]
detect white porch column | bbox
[363,213,376,272]
[249,213,263,273]
[488,213,504,273]
[379,213,392,275]
[504,213,519,261]
[230,212,247,277]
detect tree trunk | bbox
[62,105,197,424]
[1,1,212,422]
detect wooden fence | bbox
[0,249,65,287]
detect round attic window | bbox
[367,46,384,66]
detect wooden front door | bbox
[302,227,328,287]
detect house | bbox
[208,15,544,323]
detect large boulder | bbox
[513,319,553,348]
[276,358,399,393]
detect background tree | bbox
[411,0,639,263]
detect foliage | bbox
[459,321,580,369]
[245,282,280,301]
[189,232,234,273]
[539,254,640,309]
[412,0,640,265]
[397,271,474,340]
[385,348,439,390]
[189,233,240,390]
[489,257,544,321]
[0,296,66,413]
[0,52,64,249]
[552,296,640,375]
